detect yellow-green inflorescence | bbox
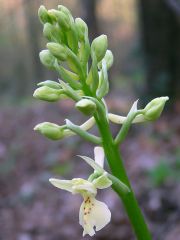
[34,4,169,238]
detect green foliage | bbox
[51,162,73,175]
[148,161,171,186]
[148,150,180,186]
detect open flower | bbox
[49,147,112,236]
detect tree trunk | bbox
[139,0,180,102]
[23,0,44,84]
[81,0,99,40]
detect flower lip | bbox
[79,197,111,236]
[49,174,112,236]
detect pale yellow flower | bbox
[49,147,112,236]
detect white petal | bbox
[49,178,73,193]
[83,224,95,237]
[79,201,95,237]
[91,198,111,231]
[79,197,111,236]
[79,201,84,226]
[92,172,112,189]
[94,146,104,168]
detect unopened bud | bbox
[34,122,64,140]
[38,5,51,24]
[57,11,71,30]
[47,43,67,61]
[144,96,169,121]
[91,35,108,62]
[37,80,61,89]
[76,99,96,116]
[47,9,59,22]
[43,23,54,40]
[39,50,55,69]
[33,86,64,102]
[75,18,88,41]
[98,50,114,70]
[58,5,73,21]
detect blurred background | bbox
[0,0,180,239]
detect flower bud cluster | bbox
[33,4,115,140]
[35,5,114,106]
[34,4,169,142]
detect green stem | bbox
[66,119,102,145]
[79,56,151,240]
[94,111,152,240]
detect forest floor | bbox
[0,96,180,240]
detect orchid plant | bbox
[33,4,169,239]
